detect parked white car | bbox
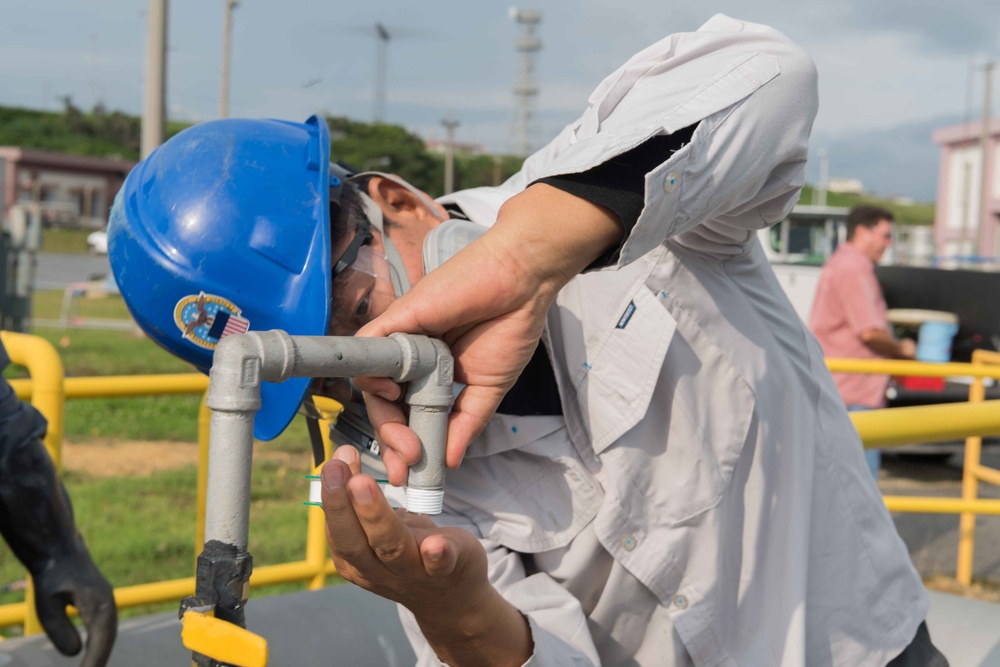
[87,229,108,255]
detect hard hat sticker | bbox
[174,292,251,350]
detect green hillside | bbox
[0,101,938,213]
[0,102,520,197]
[797,184,935,226]
[0,100,190,161]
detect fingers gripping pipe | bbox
[204,330,454,549]
[189,330,453,663]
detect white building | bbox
[827,177,864,195]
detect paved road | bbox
[33,252,111,290]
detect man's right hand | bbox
[354,183,624,485]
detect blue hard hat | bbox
[109,115,339,441]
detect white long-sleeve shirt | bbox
[403,14,927,666]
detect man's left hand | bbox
[320,446,490,617]
[320,446,533,665]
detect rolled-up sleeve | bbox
[501,15,818,264]
[397,516,600,666]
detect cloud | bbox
[809,114,962,200]
[846,0,1000,55]
[1,0,991,200]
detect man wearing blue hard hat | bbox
[109,15,946,667]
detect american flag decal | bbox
[207,311,251,341]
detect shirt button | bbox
[673,595,688,609]
[621,534,638,551]
[663,172,679,193]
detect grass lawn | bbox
[14,291,315,445]
[41,229,95,255]
[0,460,341,629]
[33,289,135,323]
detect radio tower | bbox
[509,7,542,156]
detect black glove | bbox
[32,548,117,666]
[0,376,117,666]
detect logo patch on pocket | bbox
[616,301,636,329]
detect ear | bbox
[366,176,447,224]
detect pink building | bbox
[932,119,1000,260]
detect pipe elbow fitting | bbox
[206,333,268,413]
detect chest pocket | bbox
[443,418,604,554]
[631,305,757,526]
[571,283,676,454]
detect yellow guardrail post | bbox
[305,397,341,590]
[0,332,65,467]
[0,332,65,637]
[955,350,1000,585]
[957,354,986,585]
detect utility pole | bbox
[510,8,542,157]
[442,112,460,195]
[374,23,390,123]
[220,0,238,119]
[958,57,977,257]
[977,61,994,258]
[818,149,829,207]
[142,0,168,159]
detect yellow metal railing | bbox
[0,332,341,636]
[958,350,1000,585]
[829,355,1000,586]
[4,331,1000,635]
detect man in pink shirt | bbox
[810,205,916,478]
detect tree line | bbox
[0,101,522,197]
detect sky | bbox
[2,0,999,201]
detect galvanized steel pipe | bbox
[203,330,453,552]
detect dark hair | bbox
[331,177,371,245]
[328,178,370,316]
[846,205,894,240]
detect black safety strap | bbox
[302,397,327,468]
[332,219,373,278]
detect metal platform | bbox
[0,588,997,666]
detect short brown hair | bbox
[846,205,894,240]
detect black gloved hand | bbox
[0,374,118,666]
[33,549,117,666]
